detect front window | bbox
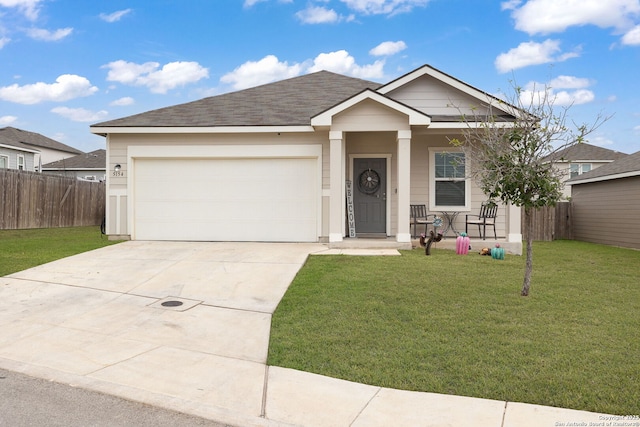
[0,155,8,169]
[429,149,469,210]
[570,163,592,178]
[17,154,25,171]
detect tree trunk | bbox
[521,207,533,296]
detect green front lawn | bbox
[0,227,121,276]
[268,241,640,415]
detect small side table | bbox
[439,211,460,238]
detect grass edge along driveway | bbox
[268,240,640,416]
[0,226,121,276]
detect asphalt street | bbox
[0,368,228,427]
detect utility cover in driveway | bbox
[133,158,318,242]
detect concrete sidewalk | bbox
[0,241,612,426]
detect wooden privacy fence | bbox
[522,202,572,241]
[0,169,105,230]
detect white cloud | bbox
[622,24,640,44]
[51,107,108,122]
[110,96,134,106]
[548,75,592,89]
[296,6,340,24]
[221,55,304,90]
[634,125,640,133]
[495,39,579,73]
[308,50,385,78]
[587,135,615,147]
[0,74,98,104]
[220,50,385,90]
[0,36,10,48]
[370,40,407,56]
[243,0,265,7]
[103,60,209,94]
[0,0,42,20]
[26,27,73,41]
[508,0,640,35]
[0,115,17,125]
[99,9,132,23]
[520,78,595,107]
[501,0,522,10]
[340,0,430,15]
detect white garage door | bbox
[133,158,318,242]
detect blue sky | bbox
[1,0,639,154]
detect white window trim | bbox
[0,155,8,169]
[17,154,25,171]
[570,162,592,178]
[428,147,471,212]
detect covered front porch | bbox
[328,234,522,255]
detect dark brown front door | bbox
[353,158,386,234]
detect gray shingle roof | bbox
[567,149,640,183]
[544,142,628,162]
[42,149,106,170]
[93,71,382,128]
[0,127,82,154]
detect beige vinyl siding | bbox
[571,176,640,249]
[385,75,493,116]
[333,100,410,132]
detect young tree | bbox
[451,84,608,296]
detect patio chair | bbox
[465,202,498,240]
[410,204,436,238]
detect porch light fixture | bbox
[114,164,121,172]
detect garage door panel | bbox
[133,158,318,242]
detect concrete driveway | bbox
[0,241,330,426]
[0,241,611,427]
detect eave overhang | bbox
[90,125,316,137]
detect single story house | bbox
[567,149,640,250]
[90,64,524,253]
[544,143,629,199]
[42,149,106,181]
[0,127,83,172]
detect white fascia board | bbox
[569,171,640,185]
[90,125,315,135]
[0,143,40,154]
[427,121,516,130]
[311,89,431,127]
[43,168,105,171]
[378,65,519,118]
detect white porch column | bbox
[396,130,412,243]
[507,202,522,242]
[329,131,344,243]
[506,202,523,255]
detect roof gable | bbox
[378,65,518,120]
[311,89,431,127]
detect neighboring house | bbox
[90,64,525,253]
[42,149,106,181]
[544,143,629,199]
[0,133,38,171]
[567,150,640,250]
[0,127,83,171]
